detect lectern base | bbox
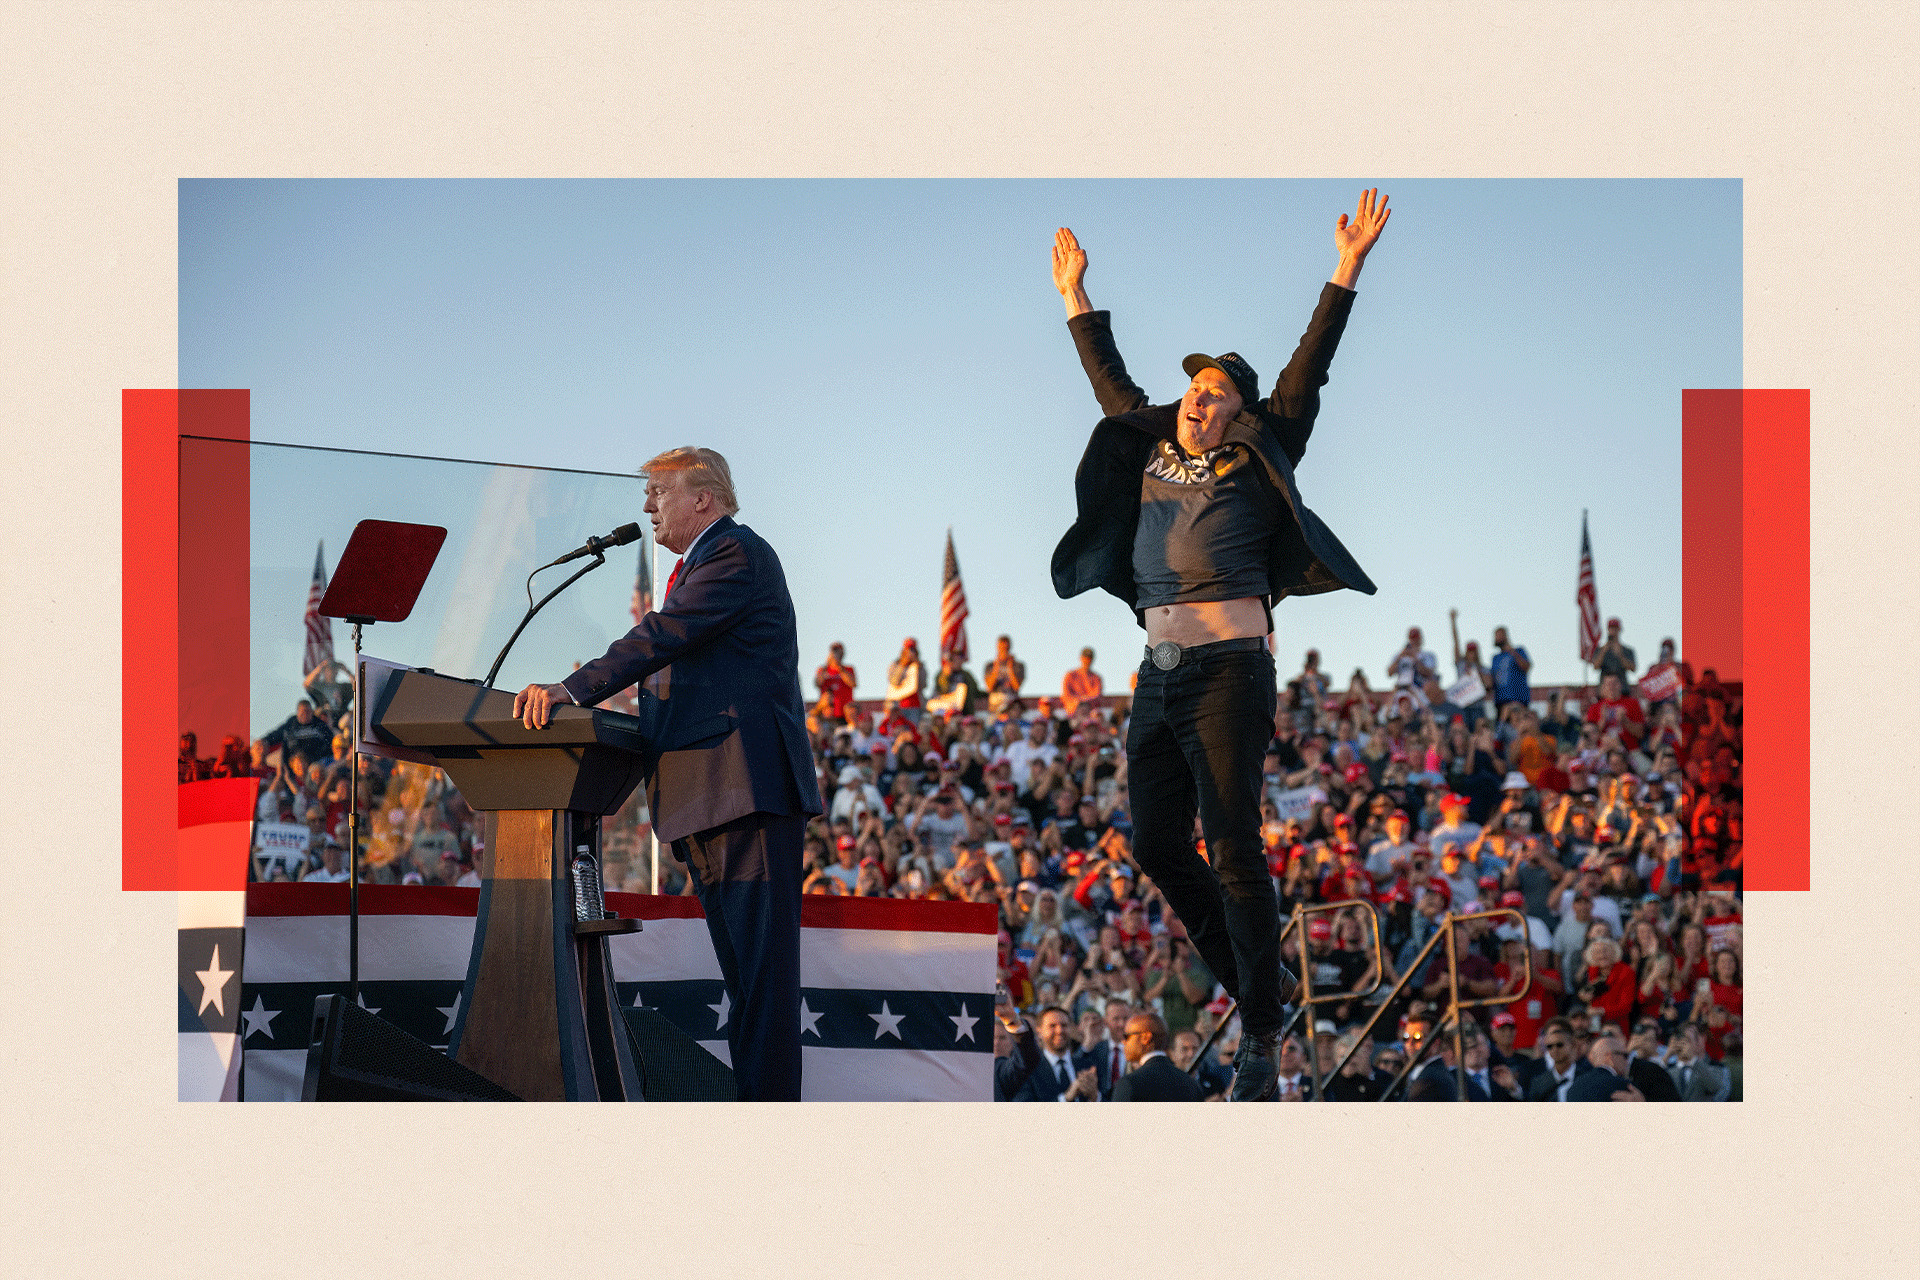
[301,995,520,1101]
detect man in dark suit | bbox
[1626,1020,1682,1102]
[1525,1017,1595,1101]
[1565,1032,1646,1101]
[1405,1020,1494,1102]
[1667,1023,1731,1101]
[514,447,822,1101]
[1112,1011,1204,1102]
[1010,1007,1103,1101]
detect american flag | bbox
[302,541,333,676]
[630,530,654,624]
[939,530,970,664]
[1576,511,1602,664]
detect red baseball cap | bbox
[1440,792,1469,808]
[1308,919,1334,940]
[1491,1011,1517,1029]
[1499,890,1526,908]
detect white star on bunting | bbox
[949,1003,979,1043]
[708,990,731,1031]
[799,998,824,1037]
[436,989,462,1035]
[869,1000,905,1040]
[195,944,234,1016]
[240,994,279,1042]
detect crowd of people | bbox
[189,613,1744,1101]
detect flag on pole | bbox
[939,530,970,664]
[1576,511,1602,664]
[630,530,654,624]
[302,541,333,677]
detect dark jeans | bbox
[678,810,806,1101]
[1126,647,1284,1037]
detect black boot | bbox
[1229,1029,1281,1102]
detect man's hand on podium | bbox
[512,682,573,730]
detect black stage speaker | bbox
[623,1006,737,1101]
[302,994,521,1102]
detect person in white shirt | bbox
[828,763,882,824]
[998,716,1060,786]
[300,838,351,884]
[1388,626,1438,689]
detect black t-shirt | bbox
[268,715,334,767]
[1132,442,1280,609]
[1306,947,1370,1000]
[1054,818,1102,852]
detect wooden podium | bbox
[369,668,658,1101]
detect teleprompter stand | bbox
[317,519,448,1009]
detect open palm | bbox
[1335,188,1391,260]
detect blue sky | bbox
[179,179,1740,730]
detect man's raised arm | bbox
[1329,187,1391,291]
[1262,189,1392,463]
[1055,227,1150,419]
[1052,227,1092,319]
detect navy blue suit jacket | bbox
[561,516,823,843]
[1111,1054,1205,1102]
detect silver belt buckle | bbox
[1150,640,1182,671]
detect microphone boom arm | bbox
[483,553,608,689]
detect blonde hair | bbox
[642,446,739,515]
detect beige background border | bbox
[2,2,1914,1277]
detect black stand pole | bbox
[348,619,366,1006]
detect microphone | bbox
[551,522,642,566]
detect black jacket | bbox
[1111,1054,1205,1102]
[1051,284,1377,626]
[994,1025,1043,1102]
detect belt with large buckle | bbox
[1145,636,1267,671]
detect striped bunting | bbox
[239,884,997,1101]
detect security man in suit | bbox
[1111,1011,1204,1102]
[515,446,822,1101]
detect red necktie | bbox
[663,557,684,603]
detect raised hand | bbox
[1053,227,1092,317]
[1331,189,1391,289]
[1335,188,1392,261]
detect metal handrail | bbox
[1187,898,1384,1094]
[1190,905,1533,1101]
[1322,908,1532,1101]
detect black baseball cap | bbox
[1181,351,1260,406]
